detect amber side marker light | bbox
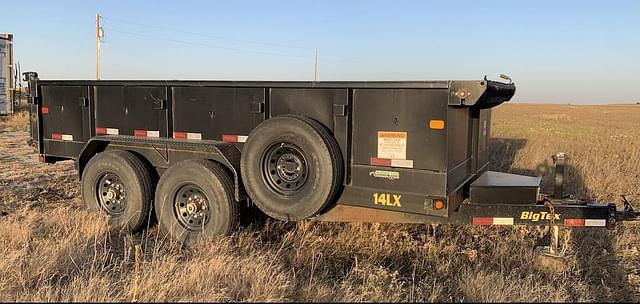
[429,119,445,129]
[434,199,446,210]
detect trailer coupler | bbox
[537,195,638,259]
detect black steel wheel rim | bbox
[174,184,210,231]
[96,172,127,215]
[262,142,309,195]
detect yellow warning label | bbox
[377,131,407,160]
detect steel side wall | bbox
[37,81,492,220]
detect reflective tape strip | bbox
[187,133,202,140]
[173,132,202,140]
[472,217,493,225]
[134,130,147,137]
[134,130,160,138]
[51,134,73,141]
[564,219,606,227]
[370,157,414,168]
[585,219,606,227]
[96,127,119,135]
[564,219,585,227]
[473,217,514,225]
[492,217,514,225]
[370,157,392,166]
[222,135,235,142]
[222,135,248,143]
[391,159,413,168]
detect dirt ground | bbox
[0,113,77,213]
[0,105,639,302]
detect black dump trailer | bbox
[23,72,639,248]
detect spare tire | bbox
[240,115,343,221]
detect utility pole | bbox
[313,48,318,81]
[95,13,103,80]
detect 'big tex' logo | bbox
[520,211,560,222]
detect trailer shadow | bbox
[489,137,562,194]
[489,137,637,302]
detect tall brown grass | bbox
[0,104,638,302]
[0,111,28,130]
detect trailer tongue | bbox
[23,71,638,247]
[460,150,639,228]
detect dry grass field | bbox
[0,104,639,302]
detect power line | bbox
[102,15,313,50]
[104,27,309,59]
[107,27,396,78]
[99,15,405,80]
[68,27,95,65]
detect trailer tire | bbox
[81,150,154,232]
[154,159,238,246]
[241,115,343,221]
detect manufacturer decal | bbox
[520,211,560,222]
[369,170,400,180]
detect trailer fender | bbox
[77,137,246,202]
[77,138,110,176]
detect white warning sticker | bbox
[377,131,407,160]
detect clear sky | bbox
[2,0,639,103]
